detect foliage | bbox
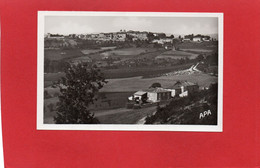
[150,82,162,88]
[196,54,205,62]
[54,62,107,124]
[44,90,52,99]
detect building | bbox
[202,36,210,41]
[166,81,199,97]
[193,36,202,42]
[113,32,126,41]
[182,38,191,42]
[127,31,148,41]
[46,33,64,39]
[152,38,173,44]
[145,88,172,103]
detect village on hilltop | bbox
[45,29,217,45]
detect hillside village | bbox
[44,29,218,124]
[45,30,217,47]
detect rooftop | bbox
[167,81,198,89]
[134,91,147,96]
[144,87,171,93]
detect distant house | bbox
[183,38,191,42]
[145,88,171,102]
[202,36,211,41]
[193,36,202,42]
[152,38,172,44]
[104,33,113,40]
[113,32,127,41]
[130,91,148,103]
[127,31,148,41]
[46,33,64,39]
[166,81,199,97]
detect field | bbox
[45,49,84,60]
[178,41,218,50]
[81,49,103,55]
[103,63,193,79]
[156,50,198,60]
[96,105,157,124]
[44,62,194,87]
[102,47,155,56]
[181,48,213,53]
[101,73,217,92]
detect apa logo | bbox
[199,110,211,119]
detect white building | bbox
[145,88,171,103]
[193,37,202,42]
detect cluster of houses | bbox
[183,34,212,42]
[45,31,215,45]
[129,81,199,103]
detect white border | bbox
[37,11,223,132]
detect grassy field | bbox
[181,48,213,53]
[44,63,193,87]
[81,49,103,55]
[103,47,155,56]
[45,49,84,60]
[156,50,198,60]
[103,63,193,79]
[101,73,217,92]
[178,41,218,50]
[96,105,157,124]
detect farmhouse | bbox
[128,91,148,104]
[166,81,199,97]
[145,88,171,103]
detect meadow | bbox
[102,47,156,56]
[101,73,217,92]
[156,50,198,60]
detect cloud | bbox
[112,17,152,31]
[47,21,94,35]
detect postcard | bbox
[37,11,223,131]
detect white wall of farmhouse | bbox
[165,89,176,97]
[147,92,158,102]
[179,91,188,97]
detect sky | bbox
[45,16,218,35]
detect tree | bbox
[196,54,204,62]
[150,82,162,88]
[54,63,107,124]
[47,103,55,112]
[172,39,181,50]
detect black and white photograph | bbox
[37,12,223,131]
